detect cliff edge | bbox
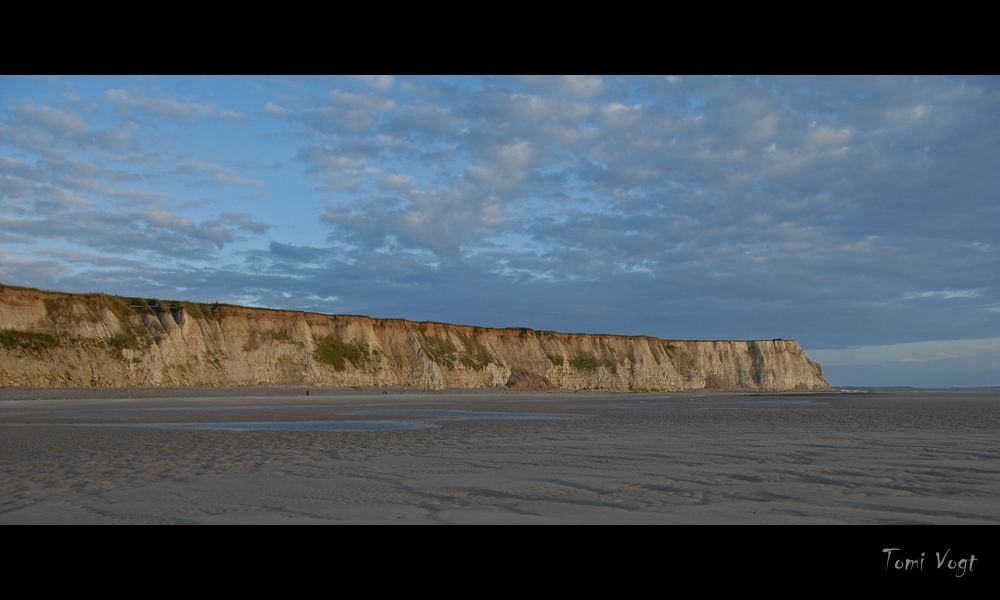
[0,285,831,391]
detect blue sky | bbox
[1,75,997,387]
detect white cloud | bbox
[180,159,264,186]
[38,185,96,206]
[0,250,72,283]
[218,109,248,121]
[0,157,45,180]
[265,102,293,116]
[600,103,643,128]
[211,173,264,187]
[0,175,34,200]
[220,212,271,234]
[316,153,365,172]
[495,141,534,170]
[885,104,932,123]
[0,122,53,155]
[9,102,89,135]
[557,75,604,97]
[138,209,195,229]
[105,89,215,122]
[903,289,983,300]
[376,134,406,147]
[375,174,415,193]
[807,125,854,148]
[352,75,395,92]
[509,94,592,119]
[105,188,172,206]
[327,90,396,111]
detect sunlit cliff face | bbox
[0,285,830,391]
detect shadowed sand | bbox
[1,388,997,524]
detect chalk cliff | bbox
[0,285,831,391]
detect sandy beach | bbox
[1,388,997,524]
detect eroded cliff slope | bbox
[0,285,831,391]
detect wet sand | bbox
[1,389,997,524]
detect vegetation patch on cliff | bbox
[1,329,60,352]
[570,355,598,370]
[44,295,104,325]
[244,329,297,352]
[455,333,492,370]
[106,333,140,352]
[105,297,155,342]
[569,354,617,374]
[314,335,371,371]
[415,330,493,370]
[415,329,457,366]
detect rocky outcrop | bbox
[0,284,831,391]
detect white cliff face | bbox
[0,285,831,391]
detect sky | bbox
[0,75,997,387]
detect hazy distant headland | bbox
[0,284,831,392]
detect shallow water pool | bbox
[348,409,587,420]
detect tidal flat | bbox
[1,388,997,524]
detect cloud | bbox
[178,159,264,187]
[352,75,395,92]
[0,157,46,180]
[884,104,932,124]
[220,212,271,234]
[806,125,854,148]
[92,127,136,152]
[38,158,140,184]
[36,185,96,206]
[0,204,265,258]
[557,75,604,97]
[105,89,216,122]
[903,290,983,300]
[321,176,516,259]
[517,75,605,97]
[263,241,329,263]
[8,101,89,135]
[3,100,144,158]
[265,102,293,117]
[210,173,264,186]
[0,121,54,156]
[509,94,593,120]
[296,144,376,192]
[0,175,35,200]
[218,109,248,121]
[0,250,72,285]
[600,102,644,128]
[104,188,172,206]
[327,90,396,112]
[299,92,396,134]
[29,248,146,268]
[374,173,415,193]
